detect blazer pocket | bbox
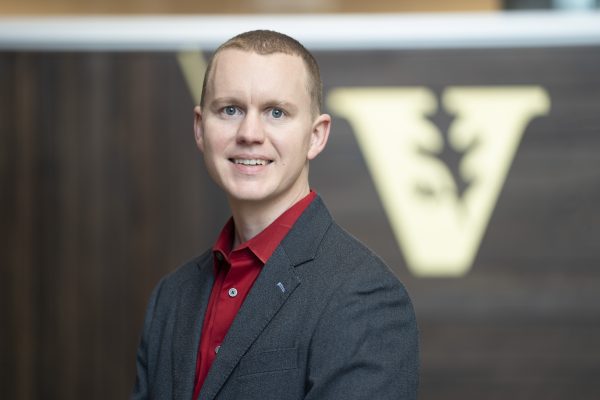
[237,347,298,377]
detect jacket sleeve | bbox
[131,278,164,400]
[304,262,419,400]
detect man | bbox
[133,30,418,400]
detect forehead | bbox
[207,49,310,104]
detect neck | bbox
[229,185,310,248]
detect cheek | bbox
[200,137,227,171]
[273,137,307,163]
[202,124,229,153]
[275,124,312,150]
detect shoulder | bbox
[289,195,406,292]
[320,221,403,287]
[146,250,212,315]
[303,223,419,399]
[158,250,211,290]
[290,213,415,326]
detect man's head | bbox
[193,30,330,211]
[200,30,322,117]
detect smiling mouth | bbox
[230,158,273,166]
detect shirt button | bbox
[228,288,238,298]
[214,345,220,354]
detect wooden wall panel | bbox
[1,46,599,399]
[0,52,229,399]
[314,47,600,400]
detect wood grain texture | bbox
[1,47,599,399]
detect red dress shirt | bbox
[192,191,316,399]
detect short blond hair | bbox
[200,30,322,115]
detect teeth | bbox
[233,159,267,166]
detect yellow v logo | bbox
[176,50,207,105]
[328,87,550,277]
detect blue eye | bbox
[271,108,284,118]
[224,106,237,116]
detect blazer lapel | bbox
[198,196,333,400]
[172,254,215,400]
[198,246,300,400]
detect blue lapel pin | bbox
[276,282,286,293]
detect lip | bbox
[228,155,273,174]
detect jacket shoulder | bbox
[320,222,400,282]
[148,250,212,314]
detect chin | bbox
[226,187,274,203]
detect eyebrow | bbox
[209,97,242,107]
[267,100,298,113]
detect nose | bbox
[236,111,265,145]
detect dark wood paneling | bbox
[314,47,600,400]
[1,47,599,399]
[1,52,228,399]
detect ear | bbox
[193,105,205,153]
[307,113,331,160]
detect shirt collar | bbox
[213,190,317,265]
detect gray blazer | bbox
[132,196,419,399]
